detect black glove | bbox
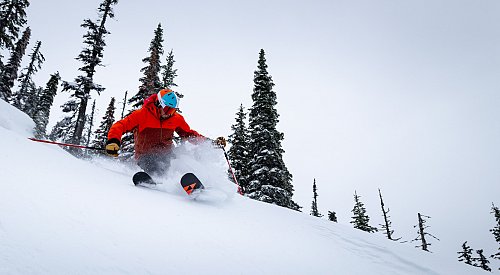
[105,138,120,157]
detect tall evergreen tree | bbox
[59,0,118,146]
[49,99,79,143]
[473,249,491,272]
[246,49,299,211]
[378,189,399,241]
[0,0,29,50]
[0,26,30,101]
[490,203,500,269]
[350,191,377,233]
[412,213,439,252]
[128,23,164,110]
[13,40,44,114]
[161,49,177,89]
[310,178,323,217]
[25,85,42,117]
[85,100,96,147]
[227,104,250,192]
[457,241,474,266]
[92,97,116,151]
[33,72,60,138]
[328,211,338,222]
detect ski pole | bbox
[28,137,106,151]
[220,146,243,195]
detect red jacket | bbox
[108,94,203,159]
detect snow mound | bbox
[0,99,34,137]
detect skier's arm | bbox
[107,109,142,142]
[175,115,205,142]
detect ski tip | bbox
[133,171,156,186]
[180,172,204,195]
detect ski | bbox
[180,173,205,195]
[133,171,156,186]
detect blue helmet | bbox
[157,89,179,109]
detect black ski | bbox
[180,173,205,195]
[133,171,156,186]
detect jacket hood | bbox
[143,94,158,109]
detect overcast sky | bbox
[24,0,500,258]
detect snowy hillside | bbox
[0,100,484,274]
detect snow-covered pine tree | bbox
[490,203,500,269]
[227,104,250,192]
[328,211,338,222]
[33,72,60,138]
[25,85,42,118]
[92,97,115,152]
[161,49,177,89]
[0,27,30,102]
[60,0,118,145]
[457,241,474,266]
[246,49,300,211]
[49,100,79,143]
[84,100,96,148]
[412,213,439,252]
[0,0,30,50]
[310,179,323,217]
[13,40,44,115]
[350,191,377,233]
[473,249,491,272]
[378,188,399,241]
[128,23,164,110]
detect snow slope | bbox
[0,100,484,274]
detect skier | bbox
[105,88,226,175]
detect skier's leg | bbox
[137,151,171,176]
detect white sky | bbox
[23,0,500,258]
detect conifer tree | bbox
[33,72,60,138]
[310,179,323,217]
[490,203,500,269]
[129,23,164,110]
[412,213,439,252]
[25,85,42,117]
[227,104,250,192]
[162,49,177,89]
[13,40,44,114]
[91,97,115,152]
[49,100,79,143]
[84,100,96,148]
[59,0,118,146]
[457,241,474,266]
[473,249,491,272]
[0,27,30,101]
[350,191,377,233]
[378,188,399,241]
[328,211,338,222]
[246,49,299,211]
[0,0,29,50]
